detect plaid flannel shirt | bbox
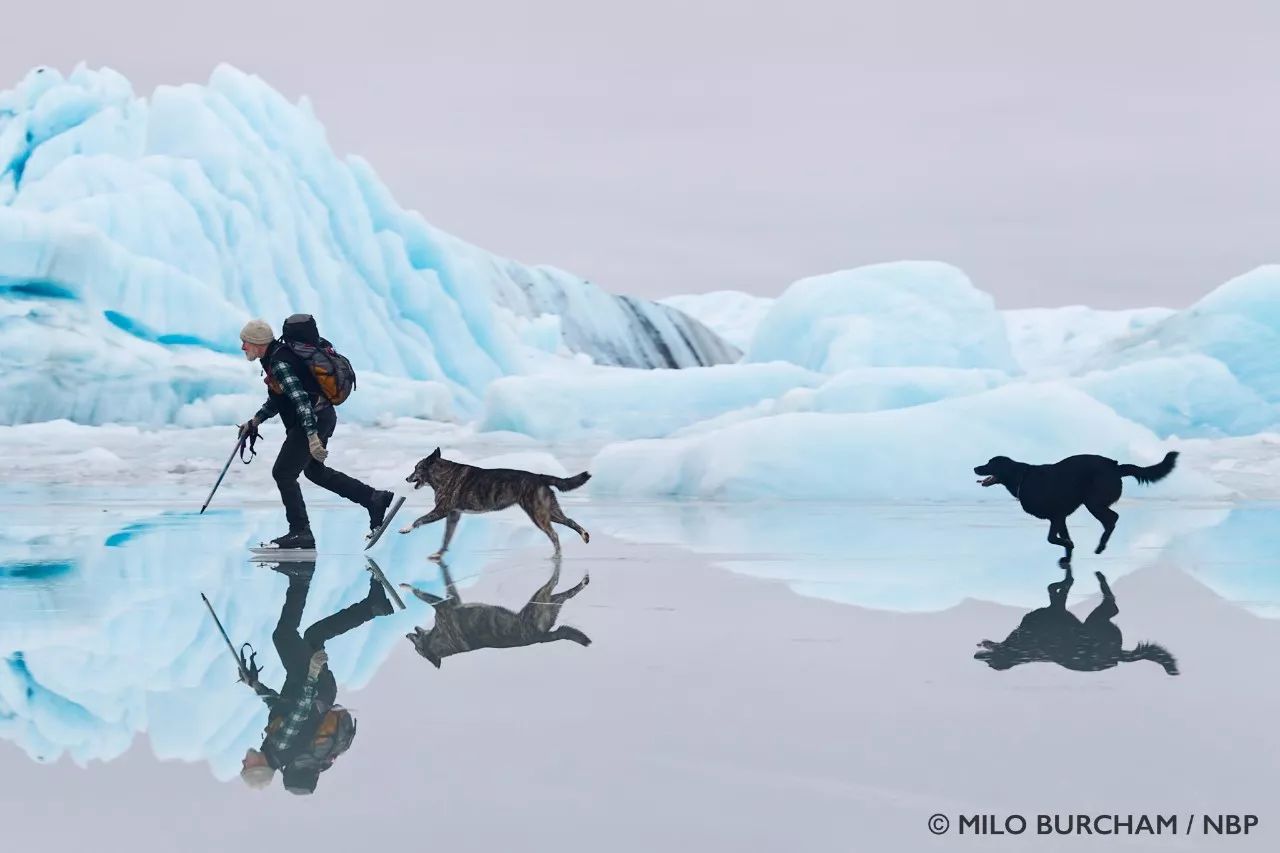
[255,356,317,435]
[264,676,320,755]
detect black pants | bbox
[272,406,375,533]
[272,574,386,702]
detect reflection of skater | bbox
[240,562,394,794]
[975,567,1179,675]
[401,558,591,668]
[236,317,394,550]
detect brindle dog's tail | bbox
[544,471,591,491]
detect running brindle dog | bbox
[400,448,591,560]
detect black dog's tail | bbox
[544,471,591,491]
[1118,451,1178,484]
[1121,642,1179,675]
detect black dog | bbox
[975,566,1179,675]
[973,451,1178,565]
[400,558,591,668]
[401,448,591,560]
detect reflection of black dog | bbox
[975,567,1179,675]
[401,448,591,560]
[973,451,1178,565]
[400,558,591,668]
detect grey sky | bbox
[4,0,1277,308]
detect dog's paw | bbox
[580,530,590,544]
[582,573,590,586]
[1094,545,1106,555]
[398,526,412,535]
[428,551,444,563]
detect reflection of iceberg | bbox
[594,500,1235,613]
[0,501,519,777]
[1159,504,1280,619]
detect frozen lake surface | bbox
[1,484,1277,852]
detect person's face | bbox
[241,339,268,361]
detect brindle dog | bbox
[400,558,591,668]
[400,448,591,560]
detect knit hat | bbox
[240,319,274,346]
[240,763,275,789]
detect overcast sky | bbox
[3,0,1277,308]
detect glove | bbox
[308,433,328,463]
[238,417,259,439]
[307,650,328,678]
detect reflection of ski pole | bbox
[200,423,259,514]
[200,593,260,683]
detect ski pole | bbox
[200,424,258,514]
[200,593,259,683]
[200,438,242,514]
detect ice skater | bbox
[239,560,395,794]
[236,316,395,550]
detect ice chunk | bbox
[745,262,1018,373]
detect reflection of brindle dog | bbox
[401,448,591,560]
[400,559,592,668]
[975,566,1179,675]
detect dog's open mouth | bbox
[978,475,997,487]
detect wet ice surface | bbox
[1,486,1278,852]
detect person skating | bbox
[237,317,394,549]
[239,561,394,794]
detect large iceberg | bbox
[743,262,1019,374]
[3,63,1278,506]
[659,290,774,351]
[1085,265,1280,403]
[0,64,736,427]
[588,383,1228,501]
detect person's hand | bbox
[308,434,328,462]
[238,417,259,439]
[307,650,328,678]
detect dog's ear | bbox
[429,447,441,460]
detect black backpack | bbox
[279,314,357,405]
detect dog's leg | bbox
[399,584,446,605]
[1047,517,1073,566]
[429,511,462,562]
[550,571,590,605]
[1047,564,1074,608]
[520,557,564,633]
[438,560,462,604]
[549,495,590,544]
[1086,571,1119,624]
[400,504,450,535]
[521,494,562,558]
[1085,502,1119,554]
